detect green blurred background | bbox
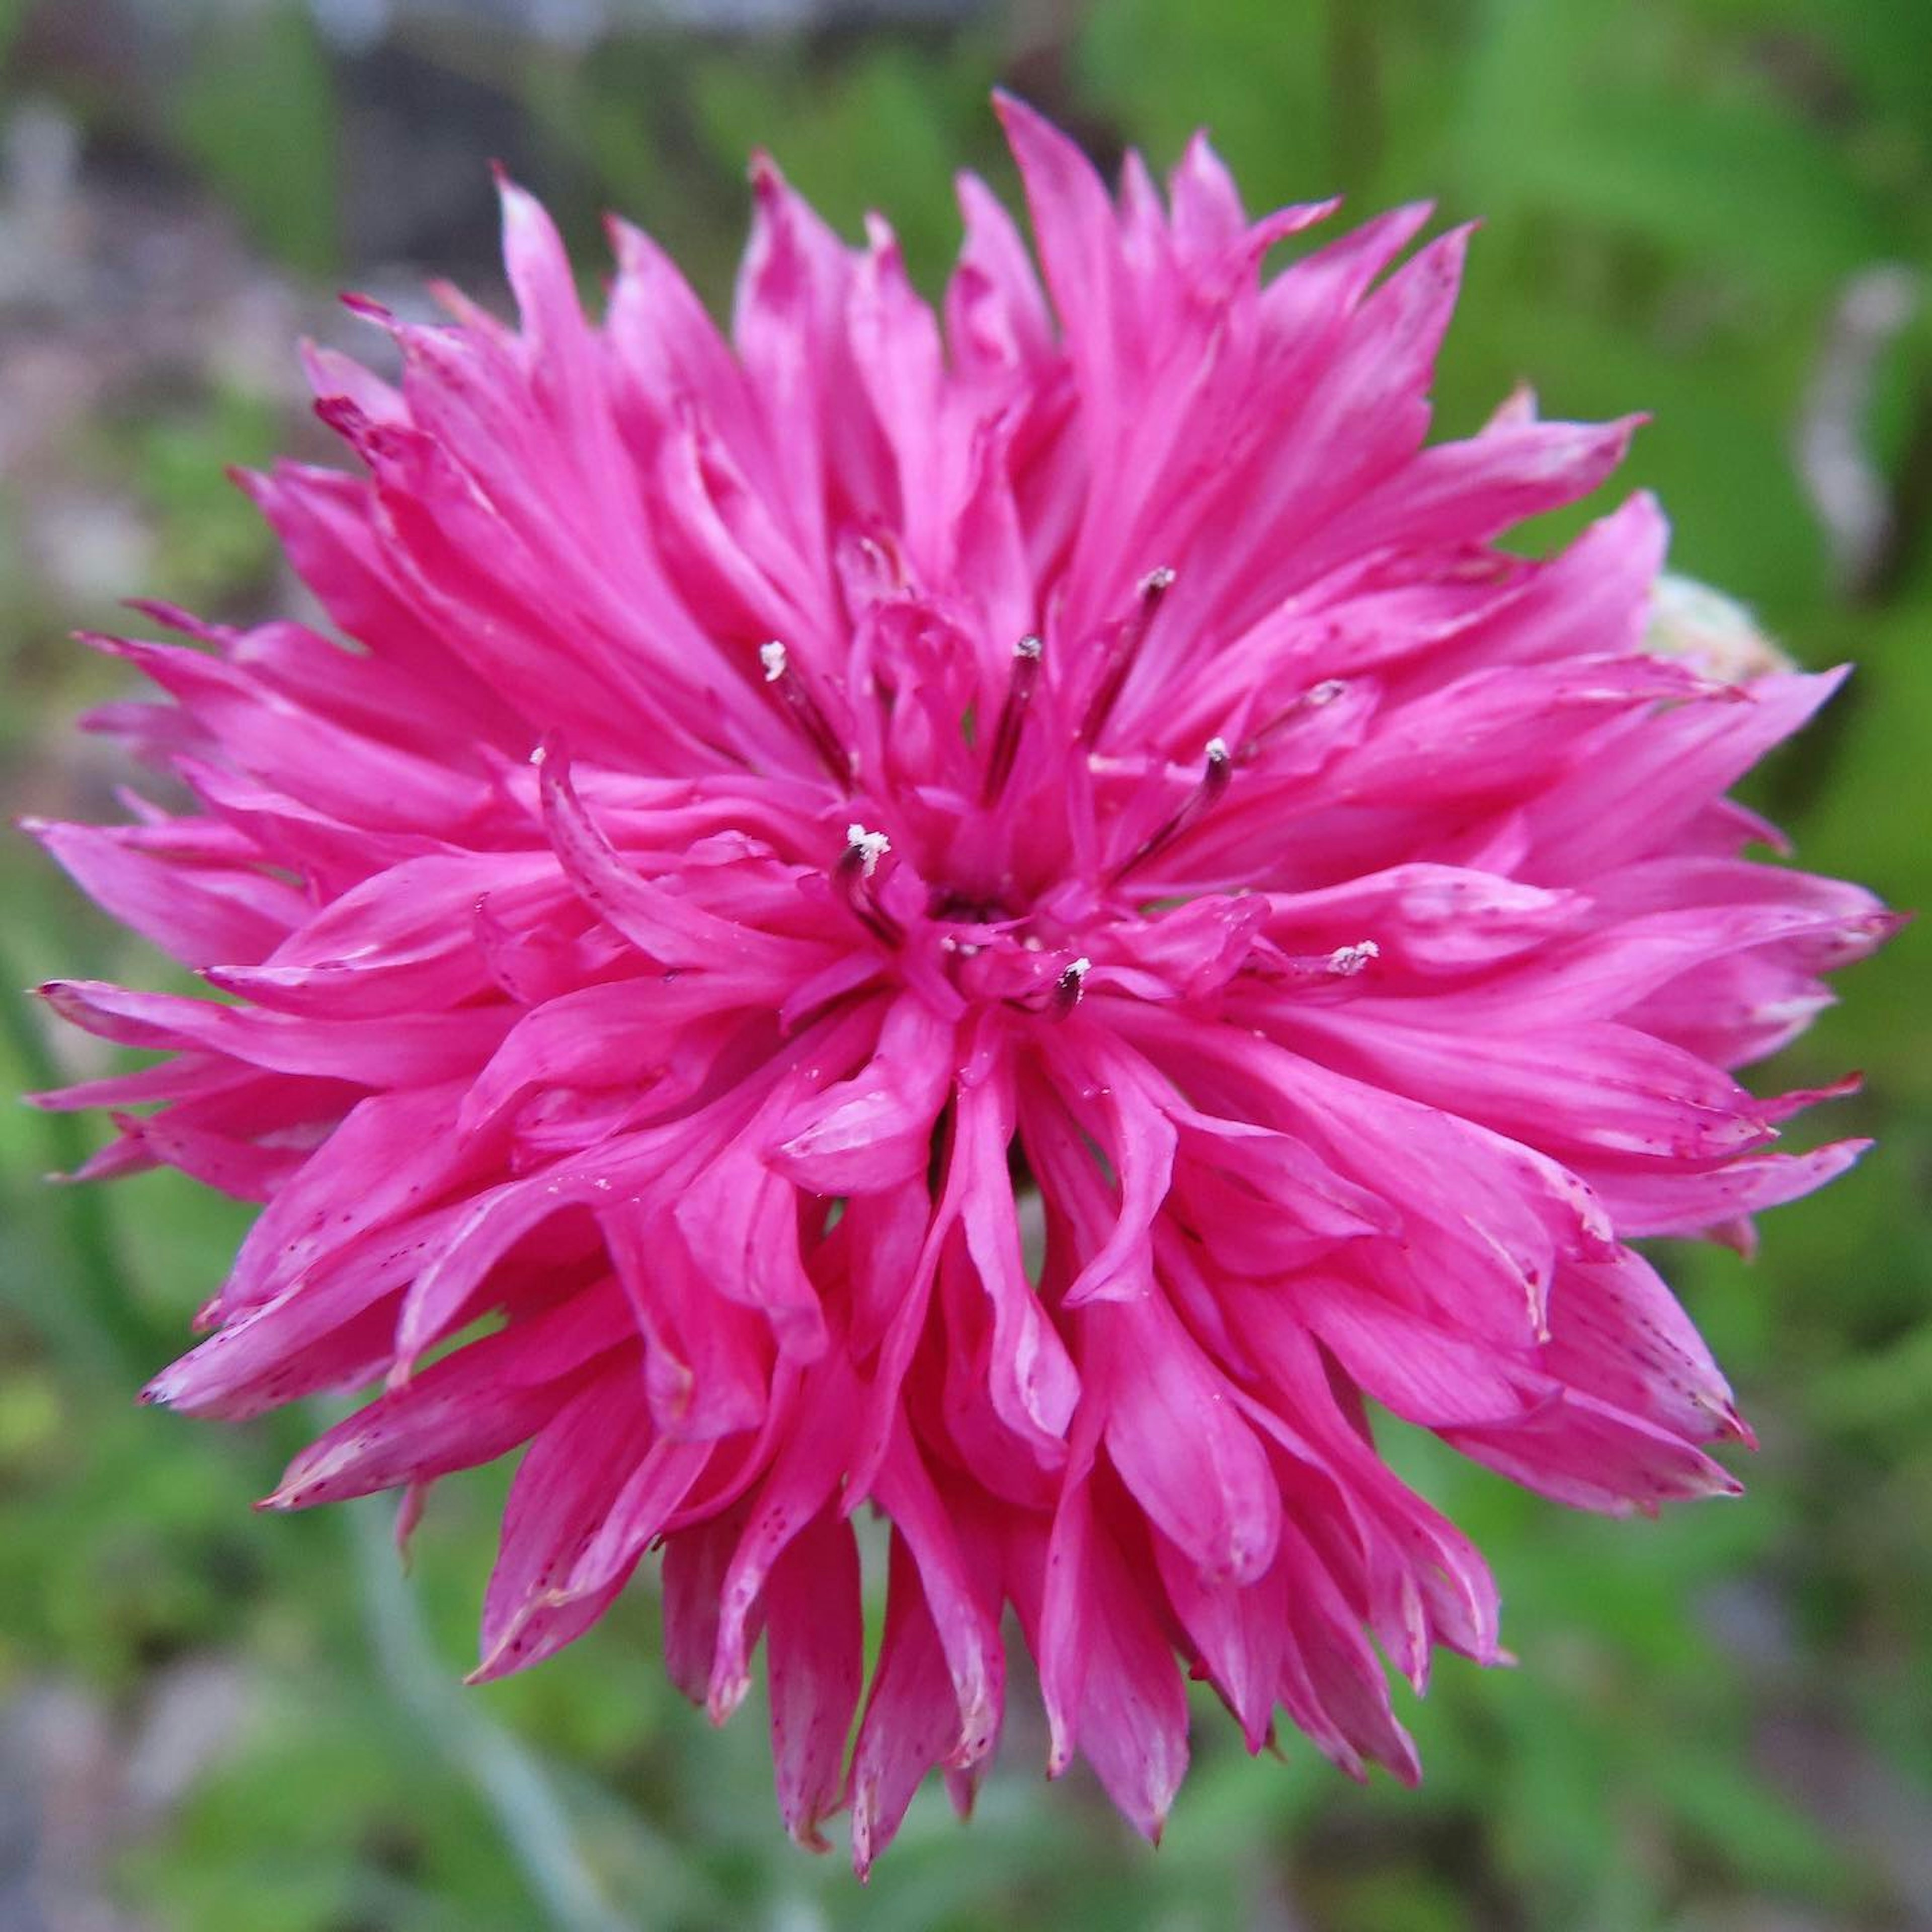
[2,2,1928,1927]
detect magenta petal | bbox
[706,1360,855,1722]
[266,1287,626,1508]
[662,1510,740,1708]
[471,1364,657,1680]
[1155,1533,1284,1750]
[1036,1464,1189,1841]
[27,818,304,967]
[993,91,1128,402]
[765,1506,864,1850]
[1597,1139,1870,1240]
[1094,1291,1279,1586]
[952,1069,1080,1455]
[870,1424,1005,1768]
[769,997,956,1193]
[847,1530,967,1878]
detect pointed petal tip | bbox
[990,87,1075,158]
[311,392,367,439]
[466,1594,560,1686]
[119,595,200,631]
[336,290,392,325]
[847,1779,886,1881]
[748,147,785,199]
[705,1670,752,1727]
[1711,1401,1759,1452]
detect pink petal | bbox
[765,1506,864,1850]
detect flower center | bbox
[754,567,1265,1016]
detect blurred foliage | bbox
[3,1,1929,1928]
[173,3,343,276]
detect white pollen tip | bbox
[759,640,788,681]
[1327,939,1380,977]
[1067,956,1092,978]
[1204,735,1230,763]
[1015,633,1043,659]
[1307,678,1346,706]
[1140,566,1176,595]
[845,824,891,875]
[528,743,547,766]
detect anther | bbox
[845,822,891,877]
[758,638,851,785]
[981,633,1043,806]
[1051,955,1092,1017]
[1326,939,1379,977]
[836,824,902,945]
[1112,736,1233,881]
[1080,566,1175,745]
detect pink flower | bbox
[31,96,1892,1865]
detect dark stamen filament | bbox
[1111,736,1232,881]
[837,823,903,946]
[760,640,852,786]
[1051,955,1092,1017]
[1240,676,1348,759]
[981,633,1043,806]
[1080,566,1174,746]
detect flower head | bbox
[31,96,1893,1865]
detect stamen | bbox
[1240,676,1349,759]
[845,822,891,877]
[758,637,851,785]
[1112,736,1232,882]
[981,633,1043,806]
[1080,565,1174,745]
[836,824,902,945]
[1051,955,1092,1017]
[1326,939,1380,977]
